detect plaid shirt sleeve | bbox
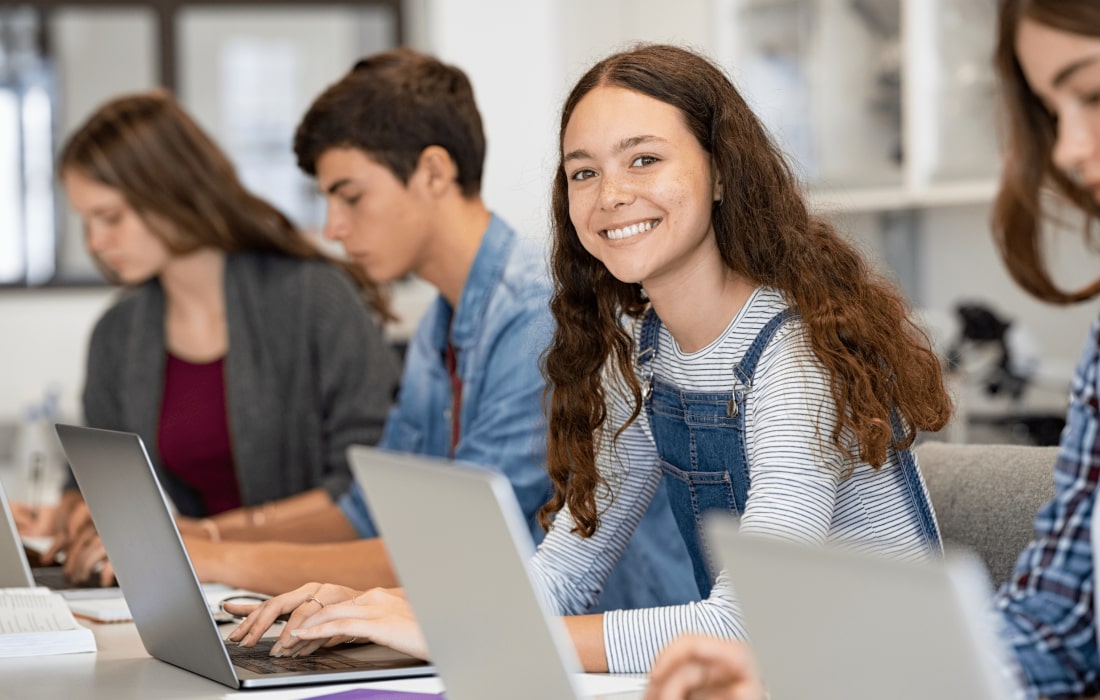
[996,318,1100,700]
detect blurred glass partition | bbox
[178,5,396,236]
[927,0,999,183]
[5,1,398,288]
[727,0,904,190]
[50,6,159,284]
[0,6,66,286]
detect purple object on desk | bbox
[306,690,445,700]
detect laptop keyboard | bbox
[32,566,102,590]
[227,639,369,675]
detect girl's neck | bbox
[645,255,755,354]
[160,248,226,314]
[160,248,228,361]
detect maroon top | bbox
[157,353,242,515]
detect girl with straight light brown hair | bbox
[31,90,400,585]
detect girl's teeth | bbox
[607,220,655,239]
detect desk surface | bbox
[0,619,646,700]
[0,620,237,700]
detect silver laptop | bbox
[0,476,121,598]
[0,478,38,589]
[707,517,1021,700]
[55,424,434,690]
[348,445,644,700]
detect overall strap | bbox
[636,307,662,400]
[732,309,797,384]
[890,411,943,549]
[722,309,796,420]
[719,310,796,516]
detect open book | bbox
[0,587,96,657]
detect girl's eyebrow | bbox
[563,135,667,164]
[324,179,354,196]
[87,205,121,217]
[1053,54,1100,89]
[563,148,591,164]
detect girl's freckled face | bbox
[561,86,721,288]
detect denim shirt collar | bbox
[424,213,513,353]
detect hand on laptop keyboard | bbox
[44,496,116,588]
[226,582,361,652]
[226,583,429,662]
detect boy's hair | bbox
[294,47,485,197]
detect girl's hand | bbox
[645,636,765,700]
[225,581,361,654]
[283,587,428,660]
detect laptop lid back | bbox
[348,445,586,700]
[707,517,1017,700]
[0,479,36,588]
[55,424,240,688]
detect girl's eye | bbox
[1081,90,1100,107]
[570,168,597,182]
[102,213,122,226]
[630,155,658,168]
[344,195,362,206]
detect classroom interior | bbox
[1,0,1097,697]
[0,0,1090,539]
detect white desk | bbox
[0,620,240,700]
[0,619,647,700]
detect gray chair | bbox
[915,441,1057,588]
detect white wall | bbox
[406,0,562,241]
[0,289,115,425]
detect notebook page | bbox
[0,587,81,633]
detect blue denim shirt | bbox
[340,214,698,612]
[340,214,551,541]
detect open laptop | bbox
[0,476,121,598]
[706,517,1021,700]
[55,424,434,690]
[348,445,645,700]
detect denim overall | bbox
[637,307,941,597]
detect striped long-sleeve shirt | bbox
[529,286,941,673]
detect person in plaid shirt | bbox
[992,1,1100,698]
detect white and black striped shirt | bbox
[529,286,940,672]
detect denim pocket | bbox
[658,457,738,522]
[658,457,737,597]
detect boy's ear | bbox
[415,145,458,197]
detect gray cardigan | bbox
[77,252,401,517]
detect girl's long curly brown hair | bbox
[992,0,1100,304]
[540,44,952,536]
[60,90,392,320]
